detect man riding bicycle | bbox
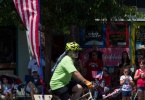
[50,42,93,100]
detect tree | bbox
[0,0,144,85]
[0,0,143,31]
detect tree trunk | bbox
[67,25,79,42]
[44,29,52,88]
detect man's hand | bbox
[84,80,93,88]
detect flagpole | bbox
[38,0,44,99]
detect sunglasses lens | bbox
[92,53,96,56]
[74,51,79,53]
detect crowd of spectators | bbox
[1,43,145,100]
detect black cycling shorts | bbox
[52,80,77,100]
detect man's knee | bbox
[72,84,83,93]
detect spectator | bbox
[120,67,134,100]
[135,45,145,70]
[26,69,43,100]
[28,57,46,76]
[99,67,111,96]
[1,76,13,100]
[134,60,145,100]
[84,50,103,81]
[132,85,137,99]
[89,44,104,64]
[119,51,131,76]
[102,67,111,88]
[119,51,131,68]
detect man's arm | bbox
[72,71,86,83]
[72,71,93,89]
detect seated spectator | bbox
[26,69,43,100]
[1,76,13,100]
[84,50,103,81]
[102,67,111,87]
[93,67,111,99]
[99,67,111,94]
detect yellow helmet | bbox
[65,42,82,51]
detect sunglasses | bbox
[124,71,129,73]
[140,62,145,65]
[92,53,97,56]
[73,51,79,53]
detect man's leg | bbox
[9,92,13,100]
[4,93,9,100]
[28,82,37,100]
[52,86,70,100]
[71,84,83,100]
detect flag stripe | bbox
[13,0,40,66]
[24,0,29,29]
[30,0,34,57]
[32,0,39,65]
[21,0,27,27]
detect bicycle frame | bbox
[77,89,95,100]
[77,80,102,100]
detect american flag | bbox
[92,71,103,80]
[13,0,40,66]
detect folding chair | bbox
[14,75,31,100]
